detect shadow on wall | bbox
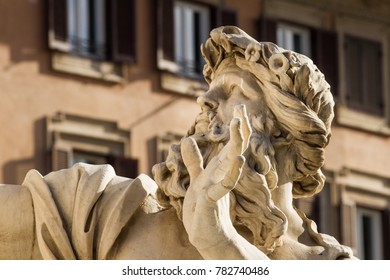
[147,137,158,177]
[0,1,49,70]
[3,118,48,185]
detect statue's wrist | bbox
[189,225,239,252]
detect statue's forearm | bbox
[0,184,35,259]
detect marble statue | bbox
[0,26,355,260]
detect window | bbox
[356,207,384,260]
[48,0,136,80]
[46,112,138,178]
[345,35,383,116]
[157,0,237,80]
[174,1,210,76]
[71,150,109,165]
[277,23,311,57]
[66,0,107,59]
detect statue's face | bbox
[196,69,266,137]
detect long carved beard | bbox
[153,111,287,254]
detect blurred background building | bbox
[0,0,389,259]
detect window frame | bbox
[356,206,384,260]
[333,168,390,259]
[48,0,137,81]
[335,14,390,133]
[46,112,138,178]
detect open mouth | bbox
[193,110,230,144]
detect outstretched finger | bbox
[233,104,252,150]
[181,137,204,181]
[213,117,244,178]
[228,117,244,159]
[207,155,245,202]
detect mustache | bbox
[192,110,230,143]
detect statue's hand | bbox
[181,105,251,253]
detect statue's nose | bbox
[197,93,218,110]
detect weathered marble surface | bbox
[0,26,355,260]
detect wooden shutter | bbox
[209,5,237,31]
[51,144,72,171]
[209,5,218,30]
[258,17,277,43]
[220,7,238,26]
[344,36,362,106]
[344,36,383,115]
[107,155,139,178]
[311,29,339,98]
[157,0,176,70]
[111,0,136,63]
[48,0,70,51]
[364,40,383,115]
[382,208,390,259]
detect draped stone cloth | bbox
[22,163,157,260]
[18,163,354,260]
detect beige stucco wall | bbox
[325,125,390,179]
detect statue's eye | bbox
[229,85,238,96]
[230,85,248,99]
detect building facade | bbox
[0,0,389,259]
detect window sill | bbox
[336,105,390,136]
[160,72,207,97]
[52,52,124,83]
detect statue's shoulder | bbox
[23,163,159,207]
[22,163,163,259]
[107,171,163,214]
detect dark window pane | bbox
[107,155,138,178]
[157,0,175,62]
[362,215,373,260]
[293,33,302,53]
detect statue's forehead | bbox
[212,70,241,84]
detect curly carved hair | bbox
[201,26,335,198]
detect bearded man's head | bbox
[152,26,334,254]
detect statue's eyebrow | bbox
[218,74,233,96]
[221,73,234,89]
[218,72,257,99]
